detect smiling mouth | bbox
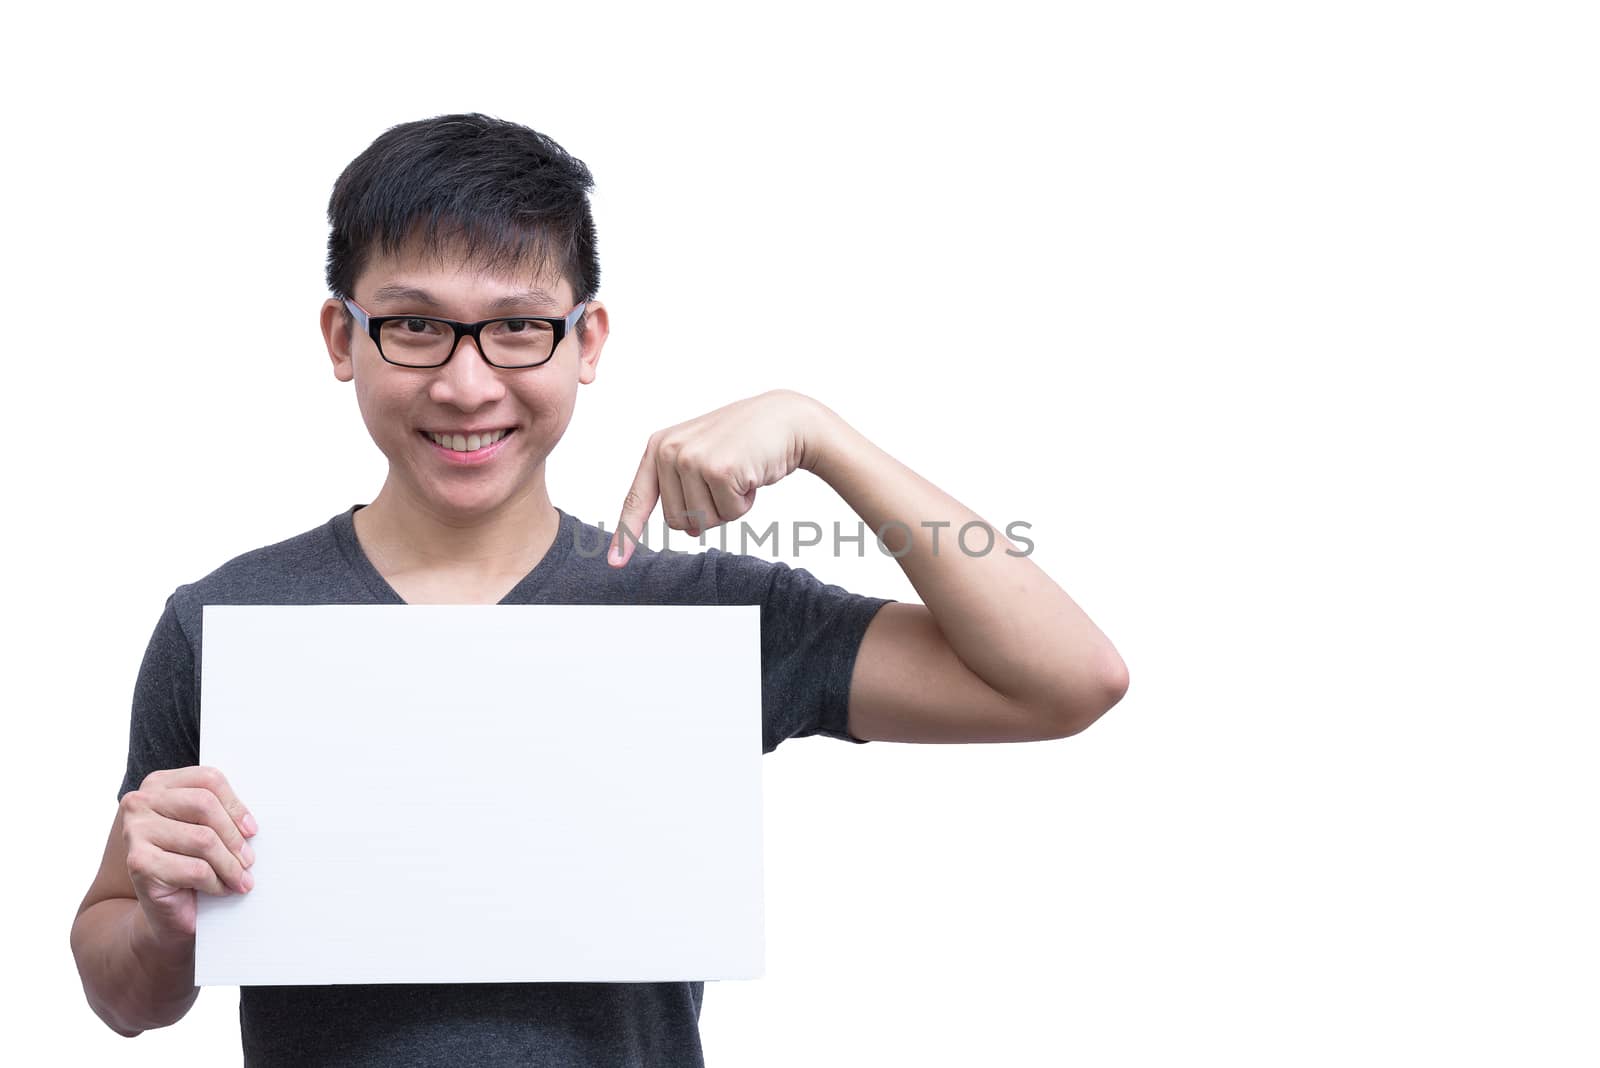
[419,428,517,453]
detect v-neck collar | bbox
[330,503,576,605]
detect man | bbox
[71,112,1127,1066]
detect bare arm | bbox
[606,389,1128,742]
[71,768,256,1036]
[71,809,200,1035]
[806,402,1128,740]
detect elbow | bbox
[80,976,151,1039]
[98,1006,148,1039]
[69,936,138,1038]
[1048,648,1129,739]
[69,923,141,1039]
[1101,649,1130,712]
[99,1012,145,1040]
[70,902,178,1039]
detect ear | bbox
[575,300,609,386]
[321,298,356,383]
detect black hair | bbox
[325,113,599,308]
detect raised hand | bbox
[607,389,831,566]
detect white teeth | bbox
[429,429,508,452]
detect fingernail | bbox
[243,813,259,836]
[242,842,256,867]
[242,871,255,892]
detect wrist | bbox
[796,394,851,482]
[126,904,194,984]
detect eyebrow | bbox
[369,285,562,314]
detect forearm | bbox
[71,898,199,1036]
[804,400,1127,716]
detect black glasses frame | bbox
[342,298,587,369]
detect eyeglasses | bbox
[343,298,587,369]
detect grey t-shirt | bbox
[117,503,893,1067]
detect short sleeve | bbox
[117,593,201,802]
[709,550,895,754]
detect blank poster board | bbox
[195,604,764,986]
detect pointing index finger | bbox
[610,440,661,567]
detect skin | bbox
[319,243,609,605]
[607,392,1130,743]
[72,241,1128,1037]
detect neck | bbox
[353,474,561,581]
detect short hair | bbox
[325,113,599,307]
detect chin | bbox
[425,486,518,514]
[426,476,535,511]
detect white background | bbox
[7,1,1597,1065]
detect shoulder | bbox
[165,511,353,641]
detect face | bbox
[320,243,608,521]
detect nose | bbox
[429,334,507,410]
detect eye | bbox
[402,318,437,334]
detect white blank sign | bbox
[195,604,764,986]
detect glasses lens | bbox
[482,318,557,367]
[378,317,455,367]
